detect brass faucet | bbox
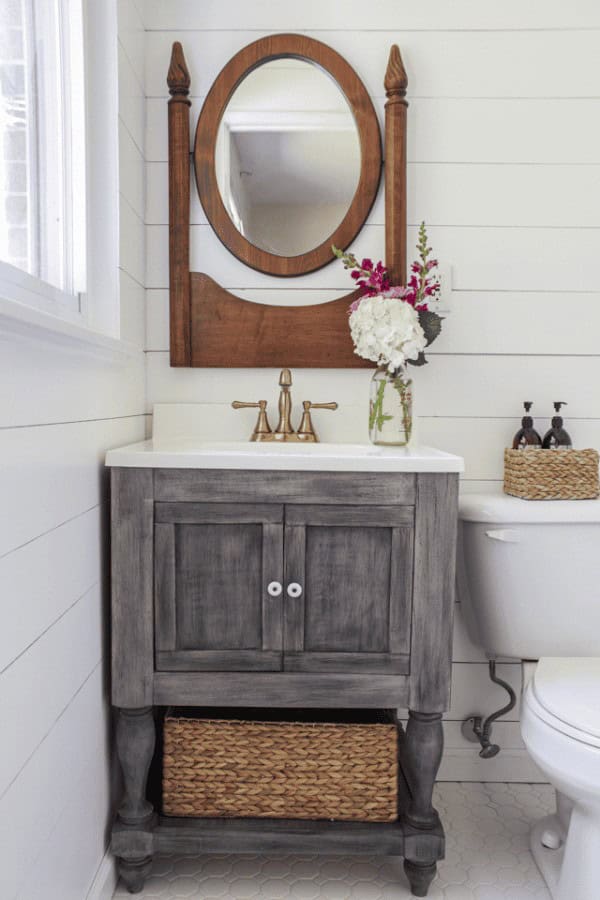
[232,368,338,442]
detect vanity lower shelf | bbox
[113,812,443,858]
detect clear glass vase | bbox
[369,366,413,446]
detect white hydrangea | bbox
[349,295,427,371]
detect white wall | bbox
[141,0,600,782]
[0,2,147,898]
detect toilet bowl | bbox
[521,658,600,899]
[458,493,600,900]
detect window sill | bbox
[0,295,140,361]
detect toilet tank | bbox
[458,492,600,660]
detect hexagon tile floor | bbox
[113,783,554,900]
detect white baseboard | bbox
[87,851,118,900]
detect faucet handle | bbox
[297,400,338,442]
[231,400,272,441]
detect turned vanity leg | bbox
[118,857,153,895]
[403,860,438,898]
[115,707,155,893]
[404,710,443,829]
[117,707,155,825]
[401,710,444,897]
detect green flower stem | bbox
[415,221,431,307]
[393,375,413,443]
[369,379,393,432]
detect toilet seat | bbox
[529,658,600,750]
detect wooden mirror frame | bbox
[194,34,382,278]
[167,38,408,368]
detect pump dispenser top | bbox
[542,402,572,449]
[512,401,542,450]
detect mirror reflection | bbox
[215,59,361,258]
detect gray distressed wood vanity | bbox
[108,445,461,897]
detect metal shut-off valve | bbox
[232,368,337,443]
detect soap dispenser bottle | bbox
[542,402,572,449]
[512,402,542,449]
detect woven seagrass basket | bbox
[162,708,398,822]
[504,448,599,501]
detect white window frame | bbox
[0,0,132,357]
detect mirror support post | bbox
[167,42,192,366]
[384,46,408,287]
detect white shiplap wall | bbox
[0,3,147,898]
[141,1,600,781]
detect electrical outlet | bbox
[436,263,453,314]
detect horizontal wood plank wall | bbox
[0,3,148,898]
[143,1,600,783]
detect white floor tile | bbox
[113,783,554,900]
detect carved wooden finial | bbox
[384,44,408,99]
[167,42,191,97]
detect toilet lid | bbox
[459,492,600,524]
[532,658,600,746]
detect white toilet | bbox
[458,492,600,900]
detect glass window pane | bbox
[0,0,37,278]
[0,0,71,292]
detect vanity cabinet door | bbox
[283,505,414,675]
[154,502,284,671]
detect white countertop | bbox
[105,439,464,473]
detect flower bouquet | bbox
[333,223,443,445]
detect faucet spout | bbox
[276,368,294,434]
[232,368,337,442]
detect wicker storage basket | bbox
[163,708,398,822]
[504,448,599,500]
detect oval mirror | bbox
[215,60,361,258]
[194,35,382,277]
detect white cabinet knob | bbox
[287,582,303,598]
[267,581,282,597]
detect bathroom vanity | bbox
[108,22,465,897]
[107,439,462,897]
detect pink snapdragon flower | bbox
[350,258,390,296]
[332,223,440,316]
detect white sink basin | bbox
[105,438,464,473]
